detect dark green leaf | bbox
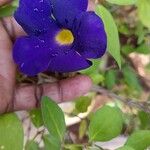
[122,66,142,91]
[105,70,117,89]
[29,108,43,128]
[138,111,150,129]
[0,5,17,18]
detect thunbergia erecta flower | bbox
[13,0,107,76]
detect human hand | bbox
[0,1,92,114]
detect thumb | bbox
[0,0,12,6]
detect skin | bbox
[0,1,92,114]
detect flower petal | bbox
[73,12,107,59]
[13,34,57,76]
[14,0,55,35]
[48,50,92,73]
[50,0,88,28]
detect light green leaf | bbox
[125,130,150,150]
[29,108,43,128]
[89,73,104,85]
[88,106,123,142]
[75,96,91,113]
[117,146,135,150]
[81,59,101,75]
[106,0,137,5]
[96,5,121,68]
[137,0,150,29]
[25,140,39,150]
[0,113,24,150]
[64,144,82,150]
[79,120,87,140]
[41,96,66,141]
[43,134,61,150]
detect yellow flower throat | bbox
[55,29,74,45]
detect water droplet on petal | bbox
[34,8,39,12]
[0,145,5,150]
[51,52,58,57]
[65,51,68,54]
[35,45,40,48]
[21,63,25,68]
[39,0,43,3]
[40,39,45,43]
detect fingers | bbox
[0,0,12,6]
[1,17,26,39]
[0,21,16,113]
[14,75,92,111]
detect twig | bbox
[32,129,45,141]
[91,85,150,113]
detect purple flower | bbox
[13,0,107,76]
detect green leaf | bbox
[41,96,66,141]
[137,0,150,29]
[75,96,91,113]
[89,73,104,84]
[121,45,135,55]
[12,0,19,7]
[138,111,150,129]
[0,5,17,18]
[81,59,101,75]
[125,130,150,150]
[135,22,145,44]
[64,144,82,150]
[88,106,123,142]
[29,108,43,128]
[25,140,39,150]
[79,120,87,140]
[96,5,121,68]
[86,147,100,150]
[122,66,142,91]
[135,43,150,54]
[0,113,24,150]
[106,0,137,5]
[43,134,61,150]
[117,146,135,150]
[105,70,117,89]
